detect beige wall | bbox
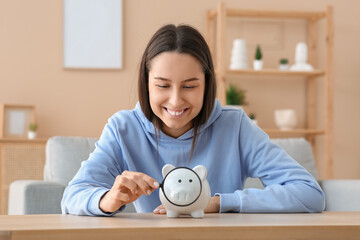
[0,0,359,179]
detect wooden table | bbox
[0,212,359,240]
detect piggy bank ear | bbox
[162,164,175,177]
[193,165,207,181]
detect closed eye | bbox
[183,85,196,89]
[156,84,169,88]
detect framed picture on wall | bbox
[0,104,36,138]
[63,0,123,69]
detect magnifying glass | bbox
[159,167,202,207]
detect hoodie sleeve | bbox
[61,115,127,216]
[216,113,325,213]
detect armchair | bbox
[8,136,136,214]
[8,136,359,214]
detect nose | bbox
[168,88,184,107]
[170,191,194,204]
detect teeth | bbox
[167,109,185,116]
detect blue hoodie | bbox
[61,99,325,216]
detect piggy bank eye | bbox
[178,179,182,183]
[189,179,193,183]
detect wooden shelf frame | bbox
[227,69,325,77]
[206,3,334,179]
[264,128,326,136]
[207,9,327,21]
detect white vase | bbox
[28,131,37,139]
[279,64,289,70]
[290,42,314,71]
[274,109,297,130]
[229,39,249,70]
[253,60,263,70]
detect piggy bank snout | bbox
[164,179,201,205]
[170,190,197,204]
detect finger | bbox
[153,207,159,214]
[123,171,160,190]
[142,174,160,190]
[113,175,138,195]
[123,172,159,195]
[159,207,166,214]
[153,205,166,214]
[133,178,154,196]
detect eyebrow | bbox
[154,77,200,82]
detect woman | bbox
[61,24,325,216]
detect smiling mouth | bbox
[164,107,189,116]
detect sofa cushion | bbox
[44,136,98,186]
[320,180,360,211]
[45,137,317,188]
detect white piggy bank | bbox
[159,164,211,218]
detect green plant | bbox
[248,112,256,120]
[226,84,247,105]
[280,58,288,64]
[255,45,262,60]
[29,123,38,132]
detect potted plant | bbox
[226,84,247,109]
[253,45,263,70]
[279,58,289,70]
[28,123,38,139]
[248,112,258,125]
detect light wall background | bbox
[0,0,359,179]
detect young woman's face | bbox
[148,52,205,138]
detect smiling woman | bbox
[138,24,217,155]
[61,24,325,218]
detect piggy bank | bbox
[159,164,211,218]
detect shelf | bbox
[227,69,325,77]
[263,128,325,136]
[206,2,334,178]
[0,138,48,143]
[207,9,326,21]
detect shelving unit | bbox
[206,3,334,179]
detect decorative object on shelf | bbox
[274,109,297,130]
[0,104,36,138]
[253,45,263,70]
[28,123,38,139]
[226,84,247,108]
[248,112,258,125]
[229,39,249,70]
[159,164,211,218]
[279,58,289,70]
[290,42,314,71]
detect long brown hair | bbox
[138,24,216,157]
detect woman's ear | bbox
[162,164,175,177]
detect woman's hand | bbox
[204,195,220,213]
[99,170,159,213]
[153,196,220,214]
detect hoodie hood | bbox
[134,99,223,140]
